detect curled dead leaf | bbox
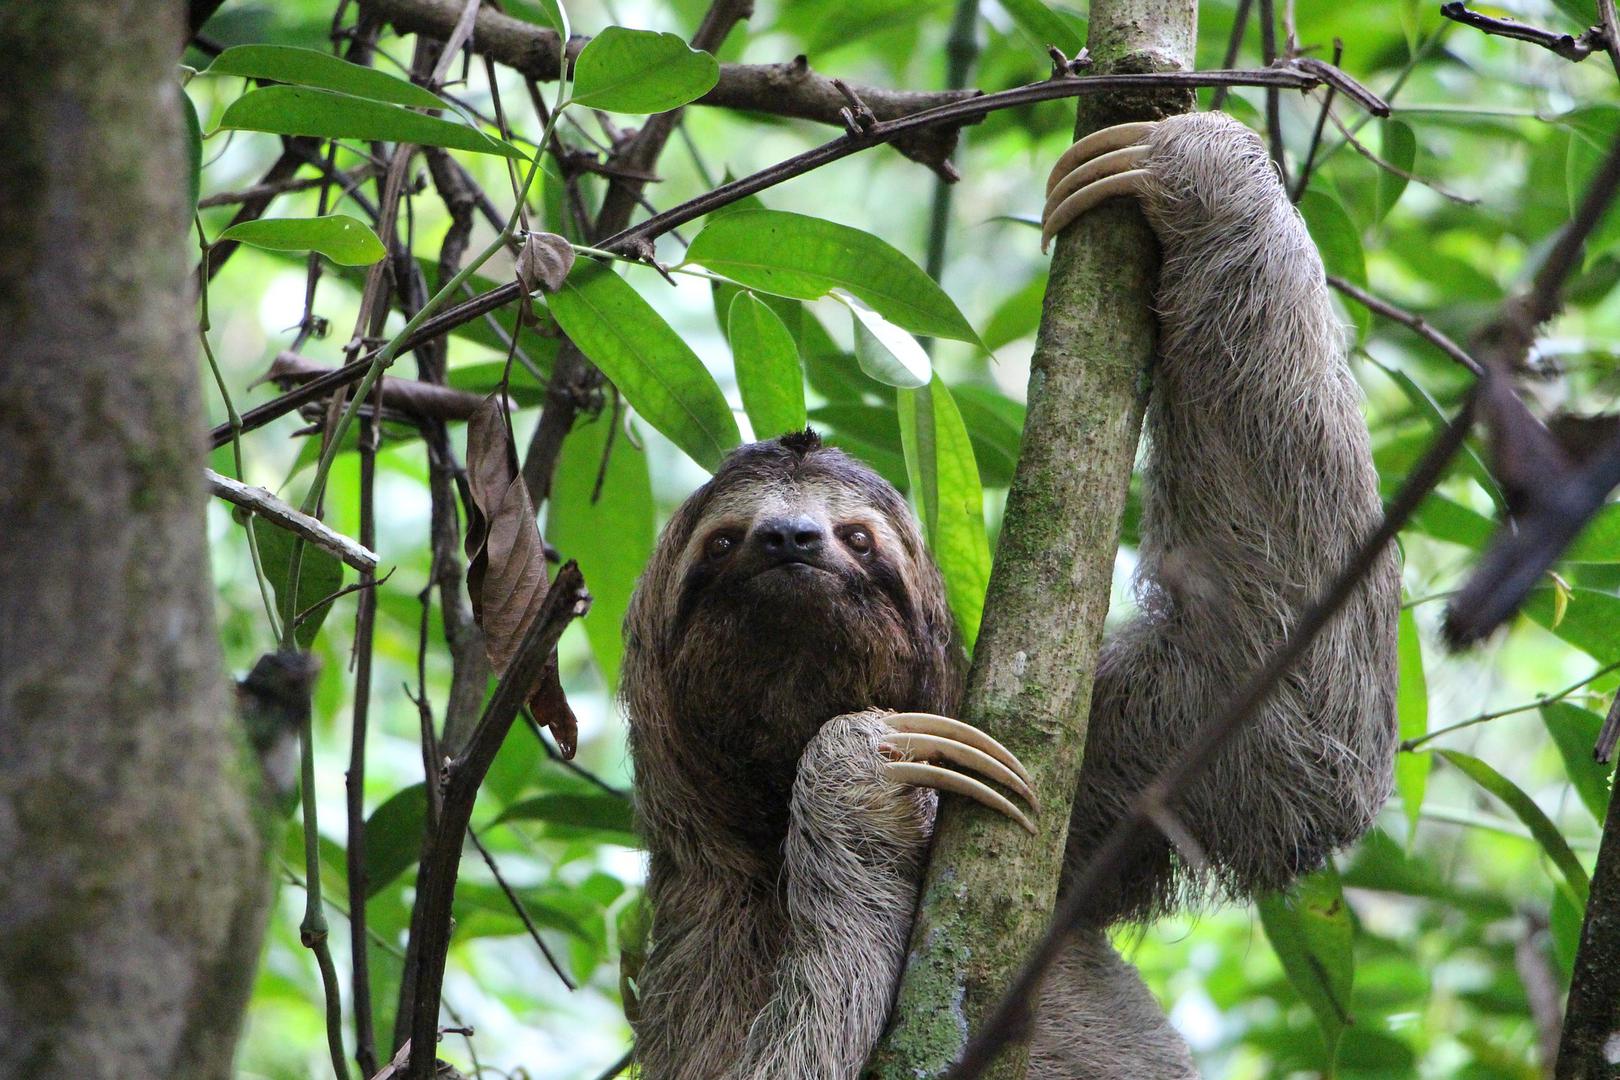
[516,231,576,295]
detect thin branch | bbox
[198,163,382,208]
[1402,659,1620,751]
[209,63,1385,450]
[466,827,575,989]
[1326,275,1483,375]
[1208,0,1253,111]
[922,0,982,352]
[1440,2,1606,63]
[947,398,1477,1079]
[403,563,589,1080]
[347,413,381,1080]
[205,469,380,573]
[1291,42,1341,202]
[1258,0,1286,169]
[1324,106,1479,206]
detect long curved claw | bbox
[1040,120,1160,253]
[879,711,1039,834]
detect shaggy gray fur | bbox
[620,113,1398,1079]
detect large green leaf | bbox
[1541,701,1615,824]
[362,783,428,899]
[728,291,807,438]
[205,44,445,109]
[218,214,385,266]
[495,792,639,845]
[1374,120,1416,222]
[1257,866,1355,1069]
[1439,749,1590,907]
[999,0,1085,54]
[1395,606,1430,841]
[253,520,343,648]
[843,292,932,389]
[547,408,655,694]
[898,376,990,648]
[1524,587,1620,661]
[569,27,720,113]
[545,262,740,471]
[1566,503,1620,563]
[217,85,524,158]
[1298,189,1369,339]
[685,209,979,343]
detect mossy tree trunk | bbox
[864,2,1197,1077]
[0,3,278,1077]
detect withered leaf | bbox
[464,393,578,756]
[516,231,576,295]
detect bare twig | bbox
[402,563,589,1080]
[205,469,380,573]
[1324,106,1479,206]
[1440,2,1606,63]
[1326,275,1483,375]
[1258,0,1286,168]
[1291,42,1341,201]
[946,399,1476,1079]
[1402,659,1620,751]
[466,827,575,989]
[198,163,382,208]
[347,414,381,1080]
[1209,0,1253,111]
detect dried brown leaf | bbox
[516,231,576,295]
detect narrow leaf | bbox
[569,26,720,113]
[1525,587,1620,661]
[362,783,428,898]
[1374,120,1416,221]
[547,408,655,694]
[218,215,385,266]
[1440,749,1590,907]
[998,0,1084,54]
[685,208,979,343]
[496,793,639,844]
[1298,189,1369,339]
[545,261,740,471]
[254,518,343,648]
[218,85,524,159]
[1541,701,1615,824]
[1258,867,1355,1069]
[728,291,807,438]
[183,92,202,214]
[1395,606,1430,842]
[897,376,990,648]
[840,290,931,389]
[205,44,445,109]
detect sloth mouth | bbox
[752,558,836,579]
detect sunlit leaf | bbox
[898,375,990,647]
[840,290,932,389]
[1566,503,1620,563]
[205,44,445,109]
[1257,866,1355,1068]
[1440,749,1590,907]
[1395,606,1430,842]
[727,291,807,438]
[548,408,655,694]
[545,261,740,471]
[569,27,720,113]
[1524,586,1620,661]
[1541,701,1614,824]
[218,214,385,265]
[218,85,524,158]
[685,208,979,343]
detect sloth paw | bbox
[878,712,1039,834]
[1040,120,1158,253]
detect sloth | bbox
[620,113,1399,1079]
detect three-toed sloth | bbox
[621,113,1399,1079]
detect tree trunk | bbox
[1556,785,1620,1079]
[864,2,1196,1077]
[0,3,277,1077]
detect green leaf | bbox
[728,291,808,438]
[547,408,655,694]
[1525,586,1620,661]
[217,85,524,159]
[253,520,343,648]
[545,261,740,471]
[999,0,1085,54]
[898,376,990,648]
[1374,120,1416,221]
[982,274,1047,353]
[841,291,932,389]
[1541,701,1615,824]
[1257,866,1355,1069]
[1373,362,1503,511]
[1439,749,1590,907]
[1395,606,1430,842]
[568,27,720,113]
[1566,503,1620,563]
[182,91,202,214]
[685,208,979,343]
[1298,189,1369,339]
[218,215,385,266]
[205,44,445,109]
[363,783,428,899]
[495,792,639,845]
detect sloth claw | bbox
[879,712,1039,834]
[1040,119,1159,253]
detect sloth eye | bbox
[704,532,739,561]
[839,526,874,556]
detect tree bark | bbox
[1556,786,1620,1079]
[0,3,277,1077]
[864,2,1196,1077]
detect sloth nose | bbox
[752,515,826,561]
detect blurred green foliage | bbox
[188,0,1620,1076]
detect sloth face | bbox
[629,431,959,768]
